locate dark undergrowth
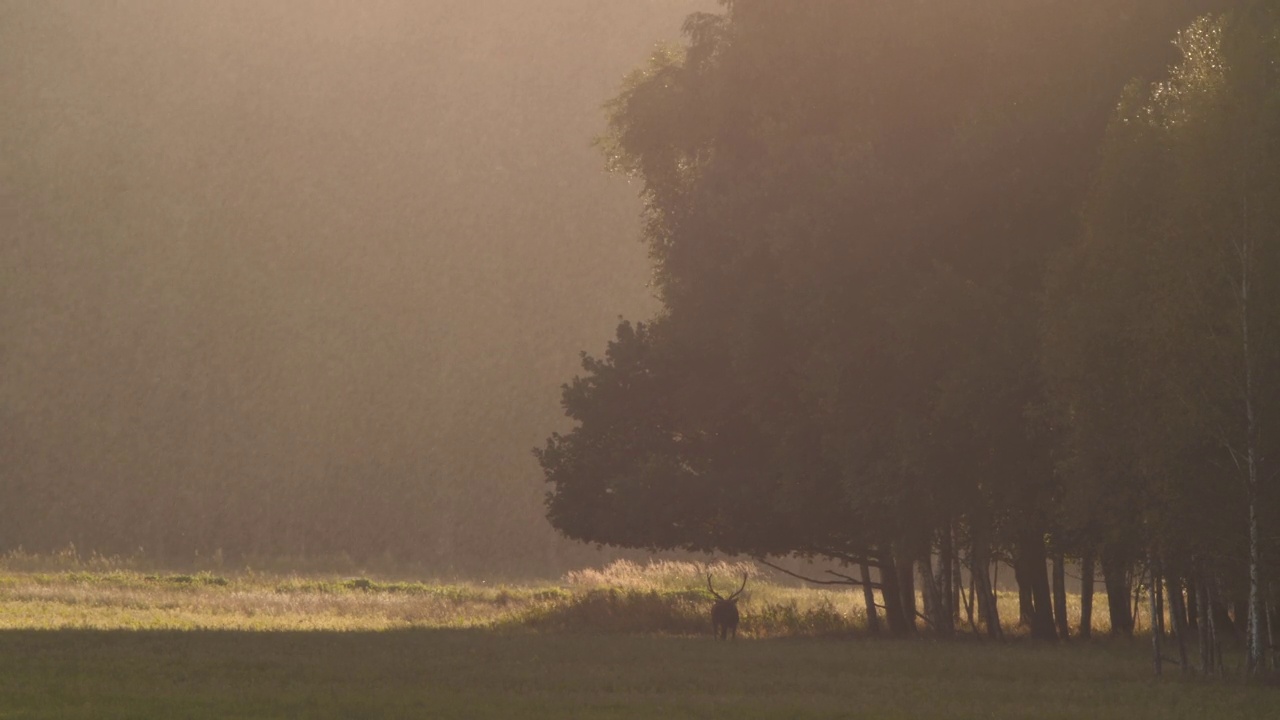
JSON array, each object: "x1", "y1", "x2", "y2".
[{"x1": 515, "y1": 587, "x2": 861, "y2": 638}]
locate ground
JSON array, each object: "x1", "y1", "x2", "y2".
[
  {"x1": 4, "y1": 629, "x2": 1277, "y2": 719},
  {"x1": 0, "y1": 558, "x2": 1274, "y2": 718}
]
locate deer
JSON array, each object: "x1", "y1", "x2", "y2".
[{"x1": 707, "y1": 572, "x2": 747, "y2": 640}]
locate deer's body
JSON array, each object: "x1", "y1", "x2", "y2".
[{"x1": 707, "y1": 572, "x2": 747, "y2": 640}]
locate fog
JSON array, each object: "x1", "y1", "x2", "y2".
[{"x1": 0, "y1": 1, "x2": 708, "y2": 573}]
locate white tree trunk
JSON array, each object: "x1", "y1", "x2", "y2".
[
  {"x1": 1150, "y1": 567, "x2": 1163, "y2": 676},
  {"x1": 1240, "y1": 194, "x2": 1265, "y2": 674}
]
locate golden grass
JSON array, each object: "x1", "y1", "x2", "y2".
[
  {"x1": 0, "y1": 558, "x2": 1155, "y2": 637},
  {"x1": 564, "y1": 559, "x2": 1133, "y2": 638},
  {"x1": 0, "y1": 573, "x2": 564, "y2": 631}
]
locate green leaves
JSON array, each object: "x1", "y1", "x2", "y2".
[{"x1": 1044, "y1": 4, "x2": 1280, "y2": 583}]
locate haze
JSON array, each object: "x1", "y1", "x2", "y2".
[{"x1": 0, "y1": 1, "x2": 709, "y2": 574}]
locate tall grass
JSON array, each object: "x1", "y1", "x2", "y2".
[{"x1": 0, "y1": 554, "x2": 1179, "y2": 639}]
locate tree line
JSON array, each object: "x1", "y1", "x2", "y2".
[{"x1": 538, "y1": 0, "x2": 1280, "y2": 674}]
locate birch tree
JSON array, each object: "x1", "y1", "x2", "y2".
[{"x1": 1045, "y1": 4, "x2": 1280, "y2": 673}]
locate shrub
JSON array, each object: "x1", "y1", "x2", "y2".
[{"x1": 519, "y1": 588, "x2": 711, "y2": 635}]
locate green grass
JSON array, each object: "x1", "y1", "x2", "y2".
[
  {"x1": 0, "y1": 559, "x2": 1275, "y2": 718},
  {"x1": 1, "y1": 629, "x2": 1277, "y2": 719}
]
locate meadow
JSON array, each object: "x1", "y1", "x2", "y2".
[{"x1": 0, "y1": 555, "x2": 1276, "y2": 719}]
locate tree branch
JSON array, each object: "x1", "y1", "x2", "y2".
[
  {"x1": 808, "y1": 547, "x2": 885, "y2": 569},
  {"x1": 754, "y1": 557, "x2": 883, "y2": 590}
]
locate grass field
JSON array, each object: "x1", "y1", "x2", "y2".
[{"x1": 0, "y1": 557, "x2": 1276, "y2": 718}]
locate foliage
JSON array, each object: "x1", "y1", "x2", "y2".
[
  {"x1": 1043, "y1": 1, "x2": 1280, "y2": 666},
  {"x1": 541, "y1": 0, "x2": 1237, "y2": 640}
]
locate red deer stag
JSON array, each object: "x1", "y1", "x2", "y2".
[{"x1": 707, "y1": 572, "x2": 747, "y2": 640}]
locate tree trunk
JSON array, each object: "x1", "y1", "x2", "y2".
[
  {"x1": 1150, "y1": 568, "x2": 1163, "y2": 676},
  {"x1": 936, "y1": 520, "x2": 957, "y2": 622},
  {"x1": 1205, "y1": 572, "x2": 1226, "y2": 675},
  {"x1": 966, "y1": 562, "x2": 977, "y2": 633},
  {"x1": 860, "y1": 561, "x2": 880, "y2": 632},
  {"x1": 897, "y1": 555, "x2": 917, "y2": 631},
  {"x1": 958, "y1": 562, "x2": 979, "y2": 636},
  {"x1": 920, "y1": 549, "x2": 953, "y2": 637},
  {"x1": 920, "y1": 552, "x2": 935, "y2": 624},
  {"x1": 940, "y1": 526, "x2": 955, "y2": 624},
  {"x1": 1167, "y1": 574, "x2": 1190, "y2": 674},
  {"x1": 1156, "y1": 571, "x2": 1166, "y2": 640},
  {"x1": 1248, "y1": 478, "x2": 1265, "y2": 673},
  {"x1": 1080, "y1": 550, "x2": 1095, "y2": 639},
  {"x1": 952, "y1": 535, "x2": 962, "y2": 624},
  {"x1": 1015, "y1": 560, "x2": 1034, "y2": 627},
  {"x1": 1238, "y1": 200, "x2": 1266, "y2": 675},
  {"x1": 1019, "y1": 534, "x2": 1057, "y2": 641},
  {"x1": 1197, "y1": 572, "x2": 1214, "y2": 675},
  {"x1": 1053, "y1": 552, "x2": 1070, "y2": 639},
  {"x1": 1133, "y1": 581, "x2": 1142, "y2": 635},
  {"x1": 971, "y1": 538, "x2": 1001, "y2": 639},
  {"x1": 1268, "y1": 599, "x2": 1277, "y2": 671},
  {"x1": 878, "y1": 555, "x2": 913, "y2": 636},
  {"x1": 1101, "y1": 548, "x2": 1134, "y2": 637},
  {"x1": 1216, "y1": 599, "x2": 1239, "y2": 641},
  {"x1": 1185, "y1": 575, "x2": 1199, "y2": 630}
]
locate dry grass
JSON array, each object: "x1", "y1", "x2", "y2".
[
  {"x1": 0, "y1": 558, "x2": 1273, "y2": 719},
  {"x1": 563, "y1": 559, "x2": 1135, "y2": 638},
  {"x1": 0, "y1": 556, "x2": 1161, "y2": 638},
  {"x1": 0, "y1": 572, "x2": 566, "y2": 631}
]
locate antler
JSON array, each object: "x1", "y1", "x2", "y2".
[
  {"x1": 727, "y1": 572, "x2": 748, "y2": 601},
  {"x1": 706, "y1": 572, "x2": 724, "y2": 600}
]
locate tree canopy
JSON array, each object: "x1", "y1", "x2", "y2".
[{"x1": 540, "y1": 0, "x2": 1274, "y2": 652}]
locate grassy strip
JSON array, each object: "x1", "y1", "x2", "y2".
[{"x1": 0, "y1": 560, "x2": 1159, "y2": 638}]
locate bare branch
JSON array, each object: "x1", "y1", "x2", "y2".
[
  {"x1": 754, "y1": 557, "x2": 883, "y2": 590},
  {"x1": 810, "y1": 547, "x2": 885, "y2": 569}
]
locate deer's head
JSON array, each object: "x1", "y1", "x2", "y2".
[
  {"x1": 707, "y1": 571, "x2": 747, "y2": 639},
  {"x1": 707, "y1": 572, "x2": 747, "y2": 606}
]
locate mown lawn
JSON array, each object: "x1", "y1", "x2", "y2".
[{"x1": 0, "y1": 629, "x2": 1277, "y2": 719}]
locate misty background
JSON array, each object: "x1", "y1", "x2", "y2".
[{"x1": 1, "y1": 1, "x2": 709, "y2": 574}]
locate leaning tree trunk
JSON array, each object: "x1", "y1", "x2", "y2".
[
  {"x1": 970, "y1": 529, "x2": 1002, "y2": 639},
  {"x1": 860, "y1": 562, "x2": 881, "y2": 636},
  {"x1": 1080, "y1": 550, "x2": 1095, "y2": 639},
  {"x1": 1268, "y1": 597, "x2": 1277, "y2": 672},
  {"x1": 1053, "y1": 552, "x2": 1070, "y2": 639}
]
